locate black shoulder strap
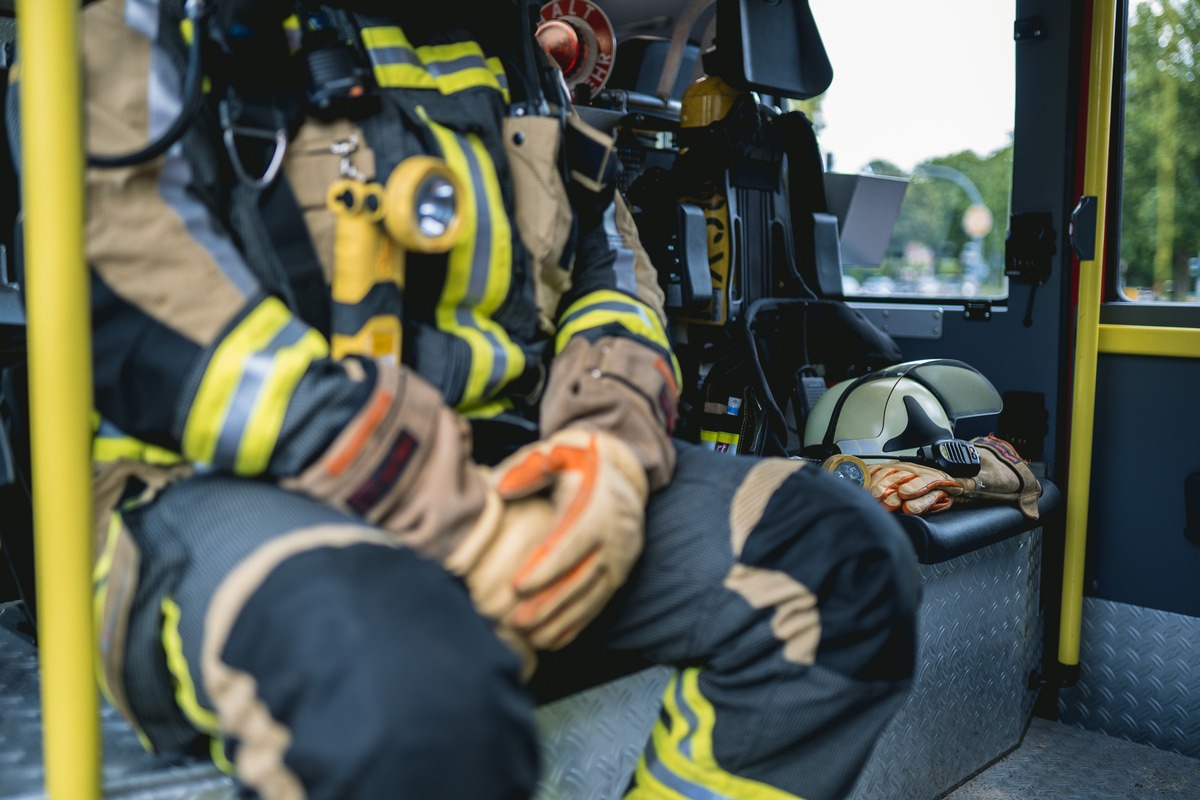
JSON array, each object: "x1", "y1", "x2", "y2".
[{"x1": 228, "y1": 175, "x2": 332, "y2": 338}]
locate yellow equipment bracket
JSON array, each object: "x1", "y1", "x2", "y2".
[{"x1": 1060, "y1": 0, "x2": 1118, "y2": 670}]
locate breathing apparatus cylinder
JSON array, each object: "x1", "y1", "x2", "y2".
[
  {"x1": 679, "y1": 73, "x2": 742, "y2": 131},
  {"x1": 676, "y1": 72, "x2": 744, "y2": 329},
  {"x1": 326, "y1": 157, "x2": 465, "y2": 362}
]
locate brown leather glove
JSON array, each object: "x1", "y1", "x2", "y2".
[
  {"x1": 961, "y1": 435, "x2": 1042, "y2": 519},
  {"x1": 540, "y1": 335, "x2": 678, "y2": 491},
  {"x1": 281, "y1": 360, "x2": 492, "y2": 562},
  {"x1": 868, "y1": 462, "x2": 969, "y2": 515},
  {"x1": 478, "y1": 428, "x2": 648, "y2": 652}
]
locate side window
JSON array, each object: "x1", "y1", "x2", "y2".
[
  {"x1": 806, "y1": 1, "x2": 1016, "y2": 301},
  {"x1": 1117, "y1": 0, "x2": 1200, "y2": 304}
]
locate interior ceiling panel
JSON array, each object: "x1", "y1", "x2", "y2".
[{"x1": 581, "y1": 0, "x2": 692, "y2": 40}]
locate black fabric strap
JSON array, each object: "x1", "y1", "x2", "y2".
[{"x1": 255, "y1": 176, "x2": 332, "y2": 337}]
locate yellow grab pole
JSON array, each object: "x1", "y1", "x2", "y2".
[
  {"x1": 16, "y1": 0, "x2": 101, "y2": 797},
  {"x1": 1059, "y1": 0, "x2": 1117, "y2": 671}
]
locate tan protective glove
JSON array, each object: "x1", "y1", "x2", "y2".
[
  {"x1": 962, "y1": 435, "x2": 1042, "y2": 519},
  {"x1": 445, "y1": 492, "x2": 558, "y2": 680},
  {"x1": 476, "y1": 428, "x2": 649, "y2": 653},
  {"x1": 282, "y1": 360, "x2": 491, "y2": 563},
  {"x1": 868, "y1": 462, "x2": 969, "y2": 515},
  {"x1": 540, "y1": 336, "x2": 678, "y2": 491}
]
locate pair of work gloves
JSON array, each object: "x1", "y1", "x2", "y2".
[
  {"x1": 863, "y1": 435, "x2": 1042, "y2": 519},
  {"x1": 285, "y1": 336, "x2": 676, "y2": 678}
]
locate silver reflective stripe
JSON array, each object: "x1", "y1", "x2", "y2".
[
  {"x1": 367, "y1": 44, "x2": 423, "y2": 68},
  {"x1": 125, "y1": 0, "x2": 159, "y2": 39},
  {"x1": 675, "y1": 674, "x2": 701, "y2": 760},
  {"x1": 602, "y1": 203, "x2": 639, "y2": 296},
  {"x1": 425, "y1": 54, "x2": 490, "y2": 77},
  {"x1": 642, "y1": 737, "x2": 731, "y2": 800},
  {"x1": 211, "y1": 319, "x2": 308, "y2": 468},
  {"x1": 137, "y1": 0, "x2": 258, "y2": 296}
]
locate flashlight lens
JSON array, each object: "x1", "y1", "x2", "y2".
[{"x1": 415, "y1": 176, "x2": 457, "y2": 239}]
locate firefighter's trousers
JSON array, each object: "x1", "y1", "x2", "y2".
[{"x1": 106, "y1": 441, "x2": 919, "y2": 800}]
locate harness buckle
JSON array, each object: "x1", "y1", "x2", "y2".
[{"x1": 218, "y1": 96, "x2": 288, "y2": 190}]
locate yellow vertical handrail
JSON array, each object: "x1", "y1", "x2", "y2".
[
  {"x1": 1059, "y1": 0, "x2": 1117, "y2": 671},
  {"x1": 16, "y1": 0, "x2": 101, "y2": 797}
]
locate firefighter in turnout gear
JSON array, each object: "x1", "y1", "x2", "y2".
[{"x1": 15, "y1": 0, "x2": 919, "y2": 796}]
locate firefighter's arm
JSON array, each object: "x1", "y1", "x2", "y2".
[
  {"x1": 540, "y1": 192, "x2": 681, "y2": 492},
  {"x1": 75, "y1": 1, "x2": 513, "y2": 567},
  {"x1": 480, "y1": 117, "x2": 678, "y2": 649}
]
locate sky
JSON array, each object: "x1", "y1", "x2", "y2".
[{"x1": 806, "y1": 1, "x2": 1018, "y2": 175}]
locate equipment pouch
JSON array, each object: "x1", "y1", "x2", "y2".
[{"x1": 505, "y1": 116, "x2": 573, "y2": 334}]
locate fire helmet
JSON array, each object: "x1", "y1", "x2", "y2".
[{"x1": 802, "y1": 359, "x2": 1003, "y2": 459}]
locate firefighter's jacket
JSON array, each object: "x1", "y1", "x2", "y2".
[{"x1": 44, "y1": 0, "x2": 680, "y2": 538}]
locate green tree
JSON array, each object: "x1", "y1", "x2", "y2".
[
  {"x1": 1120, "y1": 0, "x2": 1200, "y2": 300},
  {"x1": 868, "y1": 144, "x2": 1013, "y2": 295}
]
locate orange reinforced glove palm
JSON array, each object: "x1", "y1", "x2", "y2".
[
  {"x1": 868, "y1": 462, "x2": 969, "y2": 515},
  {"x1": 478, "y1": 428, "x2": 649, "y2": 652}
]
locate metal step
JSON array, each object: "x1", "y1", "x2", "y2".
[
  {"x1": 946, "y1": 716, "x2": 1200, "y2": 800},
  {"x1": 10, "y1": 595, "x2": 1199, "y2": 800},
  {"x1": 0, "y1": 605, "x2": 237, "y2": 800}
]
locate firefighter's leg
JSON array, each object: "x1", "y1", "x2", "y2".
[
  {"x1": 108, "y1": 474, "x2": 538, "y2": 800},
  {"x1": 590, "y1": 442, "x2": 920, "y2": 800}
]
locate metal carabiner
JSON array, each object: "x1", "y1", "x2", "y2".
[{"x1": 218, "y1": 98, "x2": 288, "y2": 190}]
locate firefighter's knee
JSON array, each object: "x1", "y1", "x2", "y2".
[
  {"x1": 739, "y1": 465, "x2": 920, "y2": 682},
  {"x1": 216, "y1": 541, "x2": 539, "y2": 800}
]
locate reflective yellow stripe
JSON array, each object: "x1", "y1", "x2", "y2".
[
  {"x1": 362, "y1": 26, "x2": 503, "y2": 96},
  {"x1": 424, "y1": 64, "x2": 501, "y2": 96},
  {"x1": 422, "y1": 111, "x2": 526, "y2": 409},
  {"x1": 416, "y1": 41, "x2": 501, "y2": 95},
  {"x1": 372, "y1": 62, "x2": 438, "y2": 90},
  {"x1": 462, "y1": 397, "x2": 513, "y2": 420},
  {"x1": 556, "y1": 290, "x2": 673, "y2": 352},
  {"x1": 417, "y1": 40, "x2": 484, "y2": 63},
  {"x1": 556, "y1": 290, "x2": 683, "y2": 388},
  {"x1": 210, "y1": 738, "x2": 235, "y2": 776},
  {"x1": 92, "y1": 513, "x2": 121, "y2": 584},
  {"x1": 631, "y1": 758, "x2": 693, "y2": 800},
  {"x1": 360, "y1": 26, "x2": 410, "y2": 49},
  {"x1": 161, "y1": 596, "x2": 220, "y2": 736},
  {"x1": 486, "y1": 56, "x2": 510, "y2": 104},
  {"x1": 92, "y1": 515, "x2": 124, "y2": 735},
  {"x1": 93, "y1": 513, "x2": 154, "y2": 752},
  {"x1": 636, "y1": 668, "x2": 804, "y2": 800},
  {"x1": 92, "y1": 436, "x2": 184, "y2": 465},
  {"x1": 182, "y1": 297, "x2": 329, "y2": 474}
]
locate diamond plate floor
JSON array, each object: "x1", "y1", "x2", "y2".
[
  {"x1": 0, "y1": 606, "x2": 238, "y2": 800},
  {"x1": 945, "y1": 716, "x2": 1200, "y2": 800}
]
